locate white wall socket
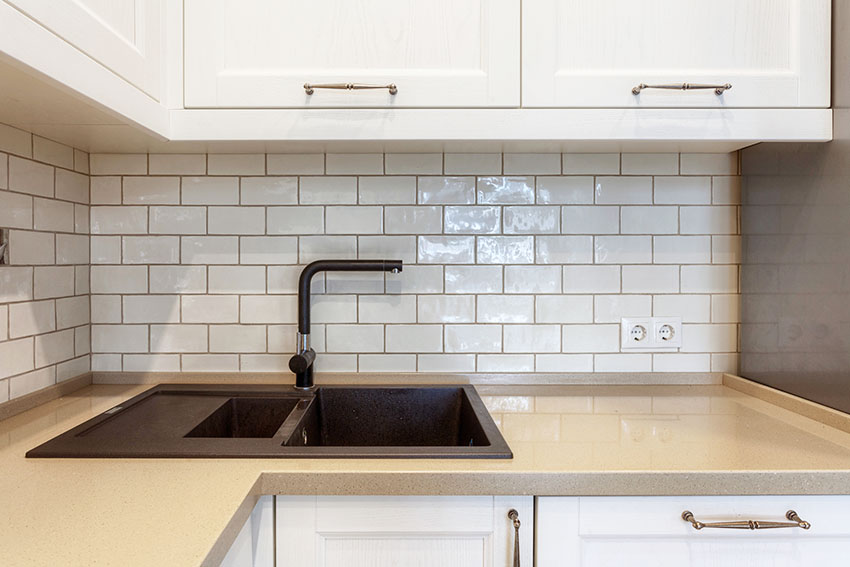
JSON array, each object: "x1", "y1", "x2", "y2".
[{"x1": 621, "y1": 317, "x2": 682, "y2": 351}]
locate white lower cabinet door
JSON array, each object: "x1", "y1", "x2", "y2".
[
  {"x1": 276, "y1": 495, "x2": 532, "y2": 567},
  {"x1": 537, "y1": 495, "x2": 850, "y2": 567},
  {"x1": 221, "y1": 495, "x2": 275, "y2": 567}
]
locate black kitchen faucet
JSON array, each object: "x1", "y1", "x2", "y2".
[{"x1": 288, "y1": 259, "x2": 403, "y2": 389}]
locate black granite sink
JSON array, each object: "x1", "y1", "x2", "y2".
[{"x1": 26, "y1": 384, "x2": 512, "y2": 459}]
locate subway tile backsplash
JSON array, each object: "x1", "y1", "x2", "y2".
[
  {"x1": 0, "y1": 133, "x2": 743, "y2": 401},
  {"x1": 86, "y1": 151, "x2": 740, "y2": 376}
]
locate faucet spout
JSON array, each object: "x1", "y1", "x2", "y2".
[{"x1": 290, "y1": 259, "x2": 403, "y2": 389}]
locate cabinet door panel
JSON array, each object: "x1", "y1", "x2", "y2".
[
  {"x1": 538, "y1": 495, "x2": 850, "y2": 567},
  {"x1": 276, "y1": 495, "x2": 532, "y2": 567},
  {"x1": 523, "y1": 0, "x2": 830, "y2": 108},
  {"x1": 4, "y1": 0, "x2": 161, "y2": 98},
  {"x1": 185, "y1": 0, "x2": 519, "y2": 108}
]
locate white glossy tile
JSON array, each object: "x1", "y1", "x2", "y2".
[
  {"x1": 680, "y1": 206, "x2": 738, "y2": 234},
  {"x1": 654, "y1": 176, "x2": 711, "y2": 204},
  {"x1": 326, "y1": 206, "x2": 382, "y2": 234},
  {"x1": 358, "y1": 236, "x2": 417, "y2": 263},
  {"x1": 594, "y1": 177, "x2": 652, "y2": 204},
  {"x1": 267, "y1": 206, "x2": 324, "y2": 234},
  {"x1": 91, "y1": 206, "x2": 147, "y2": 234},
  {"x1": 562, "y1": 324, "x2": 619, "y2": 353},
  {"x1": 417, "y1": 354, "x2": 476, "y2": 372},
  {"x1": 181, "y1": 236, "x2": 239, "y2": 265},
  {"x1": 385, "y1": 206, "x2": 442, "y2": 234},
  {"x1": 33, "y1": 137, "x2": 73, "y2": 168},
  {"x1": 55, "y1": 169, "x2": 89, "y2": 204},
  {"x1": 150, "y1": 324, "x2": 208, "y2": 353},
  {"x1": 536, "y1": 176, "x2": 594, "y2": 204},
  {"x1": 536, "y1": 296, "x2": 594, "y2": 323},
  {"x1": 444, "y1": 206, "x2": 501, "y2": 234},
  {"x1": 562, "y1": 153, "x2": 620, "y2": 174},
  {"x1": 504, "y1": 325, "x2": 560, "y2": 353},
  {"x1": 181, "y1": 176, "x2": 239, "y2": 205},
  {"x1": 653, "y1": 236, "x2": 711, "y2": 264},
  {"x1": 240, "y1": 177, "x2": 297, "y2": 205},
  {"x1": 680, "y1": 153, "x2": 738, "y2": 175},
  {"x1": 535, "y1": 354, "x2": 594, "y2": 372},
  {"x1": 149, "y1": 266, "x2": 206, "y2": 294},
  {"x1": 444, "y1": 265, "x2": 502, "y2": 294},
  {"x1": 122, "y1": 236, "x2": 180, "y2": 264},
  {"x1": 358, "y1": 295, "x2": 416, "y2": 323},
  {"x1": 595, "y1": 353, "x2": 652, "y2": 372},
  {"x1": 503, "y1": 206, "x2": 559, "y2": 234},
  {"x1": 358, "y1": 176, "x2": 416, "y2": 204},
  {"x1": 207, "y1": 154, "x2": 264, "y2": 175},
  {"x1": 443, "y1": 153, "x2": 501, "y2": 175},
  {"x1": 182, "y1": 295, "x2": 239, "y2": 323},
  {"x1": 326, "y1": 153, "x2": 382, "y2": 174},
  {"x1": 593, "y1": 295, "x2": 651, "y2": 323},
  {"x1": 621, "y1": 153, "x2": 678, "y2": 175},
  {"x1": 653, "y1": 294, "x2": 711, "y2": 323},
  {"x1": 681, "y1": 265, "x2": 738, "y2": 293},
  {"x1": 149, "y1": 206, "x2": 207, "y2": 235},
  {"x1": 535, "y1": 235, "x2": 593, "y2": 264},
  {"x1": 476, "y1": 176, "x2": 534, "y2": 204},
  {"x1": 477, "y1": 295, "x2": 533, "y2": 323},
  {"x1": 33, "y1": 266, "x2": 74, "y2": 299},
  {"x1": 417, "y1": 176, "x2": 475, "y2": 204},
  {"x1": 418, "y1": 236, "x2": 474, "y2": 264},
  {"x1": 209, "y1": 266, "x2": 266, "y2": 294},
  {"x1": 622, "y1": 265, "x2": 679, "y2": 293},
  {"x1": 385, "y1": 325, "x2": 442, "y2": 352},
  {"x1": 477, "y1": 354, "x2": 534, "y2": 372},
  {"x1": 418, "y1": 295, "x2": 475, "y2": 323},
  {"x1": 90, "y1": 266, "x2": 147, "y2": 293},
  {"x1": 384, "y1": 153, "x2": 442, "y2": 174},
  {"x1": 148, "y1": 154, "x2": 206, "y2": 175},
  {"x1": 299, "y1": 235, "x2": 357, "y2": 263},
  {"x1": 564, "y1": 265, "x2": 621, "y2": 295},
  {"x1": 503, "y1": 153, "x2": 560, "y2": 174},
  {"x1": 123, "y1": 295, "x2": 180, "y2": 324},
  {"x1": 266, "y1": 154, "x2": 324, "y2": 175},
  {"x1": 240, "y1": 236, "x2": 298, "y2": 265},
  {"x1": 89, "y1": 154, "x2": 146, "y2": 175},
  {"x1": 562, "y1": 206, "x2": 619, "y2": 234},
  {"x1": 504, "y1": 265, "x2": 561, "y2": 293},
  {"x1": 123, "y1": 177, "x2": 180, "y2": 204},
  {"x1": 445, "y1": 325, "x2": 501, "y2": 353},
  {"x1": 621, "y1": 206, "x2": 677, "y2": 234},
  {"x1": 477, "y1": 236, "x2": 533, "y2": 264},
  {"x1": 90, "y1": 177, "x2": 121, "y2": 204},
  {"x1": 594, "y1": 236, "x2": 652, "y2": 264},
  {"x1": 358, "y1": 354, "x2": 417, "y2": 373}
]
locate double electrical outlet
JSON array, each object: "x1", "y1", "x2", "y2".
[{"x1": 621, "y1": 317, "x2": 682, "y2": 351}]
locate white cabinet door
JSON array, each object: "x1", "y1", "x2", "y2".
[
  {"x1": 276, "y1": 495, "x2": 532, "y2": 567},
  {"x1": 523, "y1": 0, "x2": 830, "y2": 108},
  {"x1": 537, "y1": 495, "x2": 850, "y2": 567},
  {"x1": 184, "y1": 0, "x2": 520, "y2": 108},
  {"x1": 221, "y1": 496, "x2": 274, "y2": 567},
  {"x1": 3, "y1": 0, "x2": 162, "y2": 99}
]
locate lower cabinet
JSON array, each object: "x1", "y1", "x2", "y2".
[
  {"x1": 221, "y1": 494, "x2": 532, "y2": 566},
  {"x1": 537, "y1": 495, "x2": 850, "y2": 567},
  {"x1": 276, "y1": 495, "x2": 533, "y2": 567}
]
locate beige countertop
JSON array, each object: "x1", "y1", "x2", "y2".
[{"x1": 3, "y1": 378, "x2": 850, "y2": 566}]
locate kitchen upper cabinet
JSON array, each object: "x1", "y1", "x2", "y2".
[
  {"x1": 537, "y1": 496, "x2": 850, "y2": 566},
  {"x1": 184, "y1": 0, "x2": 520, "y2": 109},
  {"x1": 3, "y1": 0, "x2": 162, "y2": 99},
  {"x1": 523, "y1": 0, "x2": 831, "y2": 108},
  {"x1": 275, "y1": 495, "x2": 532, "y2": 567}
]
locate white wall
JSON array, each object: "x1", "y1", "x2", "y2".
[
  {"x1": 0, "y1": 124, "x2": 90, "y2": 402},
  {"x1": 86, "y1": 151, "x2": 741, "y2": 376}
]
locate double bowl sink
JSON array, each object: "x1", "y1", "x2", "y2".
[{"x1": 27, "y1": 384, "x2": 512, "y2": 459}]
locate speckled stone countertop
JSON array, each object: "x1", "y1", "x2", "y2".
[{"x1": 3, "y1": 379, "x2": 850, "y2": 566}]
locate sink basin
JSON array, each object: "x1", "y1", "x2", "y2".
[
  {"x1": 288, "y1": 387, "x2": 490, "y2": 448},
  {"x1": 26, "y1": 384, "x2": 511, "y2": 459},
  {"x1": 185, "y1": 397, "x2": 300, "y2": 438}
]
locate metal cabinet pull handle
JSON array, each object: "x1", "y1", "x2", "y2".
[
  {"x1": 304, "y1": 83, "x2": 398, "y2": 95},
  {"x1": 632, "y1": 83, "x2": 732, "y2": 95},
  {"x1": 682, "y1": 510, "x2": 811, "y2": 530},
  {"x1": 508, "y1": 509, "x2": 521, "y2": 567}
]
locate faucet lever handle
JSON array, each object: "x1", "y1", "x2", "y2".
[{"x1": 289, "y1": 349, "x2": 316, "y2": 374}]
